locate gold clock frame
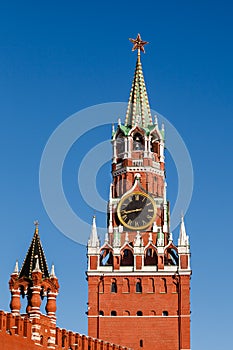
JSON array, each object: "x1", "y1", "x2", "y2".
[{"x1": 117, "y1": 191, "x2": 157, "y2": 230}]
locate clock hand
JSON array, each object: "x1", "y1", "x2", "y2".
[{"x1": 121, "y1": 208, "x2": 143, "y2": 214}]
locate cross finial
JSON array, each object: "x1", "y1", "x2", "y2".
[{"x1": 129, "y1": 33, "x2": 149, "y2": 61}]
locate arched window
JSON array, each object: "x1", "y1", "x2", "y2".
[
  {"x1": 111, "y1": 279, "x2": 117, "y2": 293},
  {"x1": 144, "y1": 248, "x2": 158, "y2": 266},
  {"x1": 40, "y1": 335, "x2": 43, "y2": 345},
  {"x1": 116, "y1": 134, "x2": 125, "y2": 157},
  {"x1": 100, "y1": 248, "x2": 113, "y2": 266},
  {"x1": 137, "y1": 310, "x2": 143, "y2": 316},
  {"x1": 99, "y1": 310, "x2": 104, "y2": 316},
  {"x1": 165, "y1": 247, "x2": 179, "y2": 266},
  {"x1": 136, "y1": 279, "x2": 142, "y2": 293},
  {"x1": 111, "y1": 310, "x2": 117, "y2": 316},
  {"x1": 121, "y1": 248, "x2": 134, "y2": 266},
  {"x1": 162, "y1": 310, "x2": 169, "y2": 316},
  {"x1": 133, "y1": 133, "x2": 144, "y2": 150}
]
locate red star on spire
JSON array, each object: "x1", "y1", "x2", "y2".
[{"x1": 129, "y1": 33, "x2": 149, "y2": 53}]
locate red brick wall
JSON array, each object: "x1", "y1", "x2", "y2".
[
  {"x1": 0, "y1": 311, "x2": 129, "y2": 350},
  {"x1": 88, "y1": 275, "x2": 191, "y2": 350}
]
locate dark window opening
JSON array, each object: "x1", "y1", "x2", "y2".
[
  {"x1": 144, "y1": 248, "x2": 158, "y2": 266},
  {"x1": 137, "y1": 311, "x2": 143, "y2": 316},
  {"x1": 121, "y1": 248, "x2": 134, "y2": 266},
  {"x1": 99, "y1": 310, "x2": 104, "y2": 316},
  {"x1": 116, "y1": 134, "x2": 125, "y2": 157},
  {"x1": 62, "y1": 335, "x2": 67, "y2": 347},
  {"x1": 124, "y1": 249, "x2": 128, "y2": 257},
  {"x1": 165, "y1": 248, "x2": 179, "y2": 266},
  {"x1": 111, "y1": 310, "x2": 117, "y2": 316},
  {"x1": 162, "y1": 310, "x2": 168, "y2": 316},
  {"x1": 136, "y1": 281, "x2": 142, "y2": 293},
  {"x1": 140, "y1": 339, "x2": 143, "y2": 347},
  {"x1": 111, "y1": 281, "x2": 117, "y2": 293},
  {"x1": 100, "y1": 249, "x2": 113, "y2": 266},
  {"x1": 133, "y1": 133, "x2": 144, "y2": 150}
]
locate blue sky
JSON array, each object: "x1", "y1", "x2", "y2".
[{"x1": 0, "y1": 1, "x2": 233, "y2": 349}]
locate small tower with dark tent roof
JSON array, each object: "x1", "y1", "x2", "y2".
[
  {"x1": 87, "y1": 34, "x2": 191, "y2": 350},
  {"x1": 9, "y1": 221, "x2": 59, "y2": 346}
]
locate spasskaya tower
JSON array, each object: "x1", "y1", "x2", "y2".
[{"x1": 87, "y1": 34, "x2": 191, "y2": 350}]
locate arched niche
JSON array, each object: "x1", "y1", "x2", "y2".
[
  {"x1": 100, "y1": 247, "x2": 113, "y2": 266},
  {"x1": 144, "y1": 247, "x2": 158, "y2": 266},
  {"x1": 133, "y1": 132, "x2": 144, "y2": 151},
  {"x1": 120, "y1": 247, "x2": 134, "y2": 266},
  {"x1": 164, "y1": 246, "x2": 179, "y2": 266}
]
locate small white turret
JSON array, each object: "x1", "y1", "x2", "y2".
[
  {"x1": 50, "y1": 264, "x2": 56, "y2": 278},
  {"x1": 157, "y1": 227, "x2": 164, "y2": 247},
  {"x1": 33, "y1": 255, "x2": 41, "y2": 272},
  {"x1": 134, "y1": 231, "x2": 142, "y2": 247},
  {"x1": 148, "y1": 232, "x2": 153, "y2": 243},
  {"x1": 153, "y1": 221, "x2": 158, "y2": 232},
  {"x1": 178, "y1": 215, "x2": 189, "y2": 246},
  {"x1": 13, "y1": 260, "x2": 19, "y2": 274},
  {"x1": 113, "y1": 227, "x2": 121, "y2": 248},
  {"x1": 88, "y1": 216, "x2": 100, "y2": 248}
]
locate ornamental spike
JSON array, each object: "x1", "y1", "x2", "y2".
[
  {"x1": 13, "y1": 260, "x2": 19, "y2": 274},
  {"x1": 178, "y1": 214, "x2": 189, "y2": 246},
  {"x1": 33, "y1": 255, "x2": 41, "y2": 272},
  {"x1": 88, "y1": 216, "x2": 100, "y2": 248},
  {"x1": 50, "y1": 264, "x2": 56, "y2": 278}
]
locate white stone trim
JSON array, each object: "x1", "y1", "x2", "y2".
[
  {"x1": 88, "y1": 314, "x2": 191, "y2": 318},
  {"x1": 113, "y1": 166, "x2": 164, "y2": 177},
  {"x1": 87, "y1": 270, "x2": 191, "y2": 276}
]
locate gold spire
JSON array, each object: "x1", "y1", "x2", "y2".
[
  {"x1": 125, "y1": 34, "x2": 152, "y2": 128},
  {"x1": 34, "y1": 220, "x2": 39, "y2": 235}
]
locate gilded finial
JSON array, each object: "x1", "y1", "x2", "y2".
[
  {"x1": 34, "y1": 220, "x2": 39, "y2": 234},
  {"x1": 129, "y1": 33, "x2": 149, "y2": 62}
]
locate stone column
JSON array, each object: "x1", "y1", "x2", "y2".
[{"x1": 10, "y1": 288, "x2": 21, "y2": 315}]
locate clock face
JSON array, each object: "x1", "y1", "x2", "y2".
[{"x1": 117, "y1": 192, "x2": 156, "y2": 230}]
